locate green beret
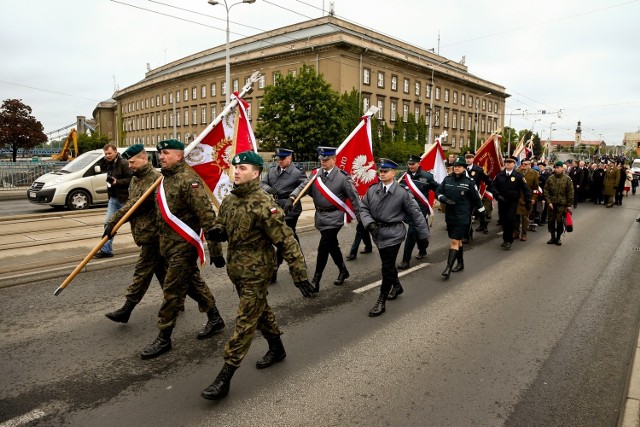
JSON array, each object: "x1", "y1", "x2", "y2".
[
  {"x1": 157, "y1": 139, "x2": 184, "y2": 151},
  {"x1": 122, "y1": 144, "x2": 145, "y2": 159},
  {"x1": 554, "y1": 160, "x2": 564, "y2": 167},
  {"x1": 232, "y1": 150, "x2": 263, "y2": 166},
  {"x1": 453, "y1": 156, "x2": 466, "y2": 166}
]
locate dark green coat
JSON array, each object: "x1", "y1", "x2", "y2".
[{"x1": 544, "y1": 172, "x2": 574, "y2": 207}]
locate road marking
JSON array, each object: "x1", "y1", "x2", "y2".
[
  {"x1": 0, "y1": 409, "x2": 47, "y2": 427},
  {"x1": 352, "y1": 263, "x2": 430, "y2": 294}
]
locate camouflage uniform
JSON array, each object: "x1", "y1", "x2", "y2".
[
  {"x1": 108, "y1": 162, "x2": 165, "y2": 304},
  {"x1": 544, "y1": 171, "x2": 574, "y2": 237},
  {"x1": 515, "y1": 167, "x2": 540, "y2": 238},
  {"x1": 155, "y1": 161, "x2": 222, "y2": 331},
  {"x1": 213, "y1": 179, "x2": 308, "y2": 367}
]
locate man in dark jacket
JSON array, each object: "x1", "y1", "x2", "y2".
[
  {"x1": 97, "y1": 143, "x2": 133, "y2": 258},
  {"x1": 493, "y1": 156, "x2": 531, "y2": 249}
]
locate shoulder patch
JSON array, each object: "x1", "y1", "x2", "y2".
[
  {"x1": 270, "y1": 207, "x2": 278, "y2": 215},
  {"x1": 191, "y1": 182, "x2": 200, "y2": 188}
]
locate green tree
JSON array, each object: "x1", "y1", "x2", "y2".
[
  {"x1": 0, "y1": 99, "x2": 47, "y2": 162},
  {"x1": 255, "y1": 65, "x2": 342, "y2": 160},
  {"x1": 338, "y1": 88, "x2": 362, "y2": 137},
  {"x1": 77, "y1": 132, "x2": 110, "y2": 154}
]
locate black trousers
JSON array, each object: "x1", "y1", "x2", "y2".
[
  {"x1": 379, "y1": 244, "x2": 401, "y2": 295},
  {"x1": 498, "y1": 201, "x2": 517, "y2": 243},
  {"x1": 276, "y1": 216, "x2": 300, "y2": 266},
  {"x1": 349, "y1": 225, "x2": 372, "y2": 256},
  {"x1": 315, "y1": 227, "x2": 344, "y2": 275},
  {"x1": 402, "y1": 222, "x2": 419, "y2": 262}
]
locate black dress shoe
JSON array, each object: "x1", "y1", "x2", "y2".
[
  {"x1": 94, "y1": 251, "x2": 113, "y2": 259},
  {"x1": 397, "y1": 261, "x2": 410, "y2": 270},
  {"x1": 345, "y1": 254, "x2": 356, "y2": 261},
  {"x1": 415, "y1": 251, "x2": 427, "y2": 260},
  {"x1": 360, "y1": 247, "x2": 372, "y2": 254}
]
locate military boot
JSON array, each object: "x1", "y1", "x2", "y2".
[
  {"x1": 256, "y1": 336, "x2": 287, "y2": 369},
  {"x1": 555, "y1": 230, "x2": 563, "y2": 246},
  {"x1": 311, "y1": 273, "x2": 322, "y2": 293},
  {"x1": 140, "y1": 327, "x2": 173, "y2": 360},
  {"x1": 368, "y1": 293, "x2": 387, "y2": 317},
  {"x1": 201, "y1": 363, "x2": 238, "y2": 400},
  {"x1": 451, "y1": 246, "x2": 464, "y2": 272},
  {"x1": 334, "y1": 264, "x2": 350, "y2": 286},
  {"x1": 271, "y1": 268, "x2": 278, "y2": 284},
  {"x1": 441, "y1": 249, "x2": 458, "y2": 279},
  {"x1": 387, "y1": 281, "x2": 404, "y2": 300},
  {"x1": 197, "y1": 307, "x2": 225, "y2": 340},
  {"x1": 105, "y1": 299, "x2": 137, "y2": 323}
]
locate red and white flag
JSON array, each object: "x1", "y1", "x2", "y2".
[
  {"x1": 336, "y1": 113, "x2": 379, "y2": 197},
  {"x1": 474, "y1": 133, "x2": 504, "y2": 199},
  {"x1": 185, "y1": 92, "x2": 257, "y2": 204},
  {"x1": 420, "y1": 137, "x2": 447, "y2": 184}
]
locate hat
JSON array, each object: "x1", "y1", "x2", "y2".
[
  {"x1": 505, "y1": 156, "x2": 517, "y2": 163},
  {"x1": 317, "y1": 146, "x2": 337, "y2": 159},
  {"x1": 157, "y1": 139, "x2": 184, "y2": 151},
  {"x1": 464, "y1": 151, "x2": 475, "y2": 158},
  {"x1": 532, "y1": 165, "x2": 540, "y2": 171},
  {"x1": 407, "y1": 154, "x2": 421, "y2": 164},
  {"x1": 378, "y1": 158, "x2": 398, "y2": 170},
  {"x1": 453, "y1": 156, "x2": 466, "y2": 166},
  {"x1": 122, "y1": 144, "x2": 145, "y2": 159},
  {"x1": 275, "y1": 148, "x2": 293, "y2": 158},
  {"x1": 554, "y1": 160, "x2": 564, "y2": 167},
  {"x1": 232, "y1": 150, "x2": 263, "y2": 166}
]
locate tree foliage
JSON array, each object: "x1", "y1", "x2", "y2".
[
  {"x1": 0, "y1": 99, "x2": 47, "y2": 162},
  {"x1": 255, "y1": 65, "x2": 343, "y2": 161},
  {"x1": 78, "y1": 132, "x2": 110, "y2": 154}
]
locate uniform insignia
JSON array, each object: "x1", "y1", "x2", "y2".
[
  {"x1": 471, "y1": 171, "x2": 476, "y2": 176},
  {"x1": 511, "y1": 177, "x2": 516, "y2": 182},
  {"x1": 191, "y1": 182, "x2": 199, "y2": 188},
  {"x1": 270, "y1": 207, "x2": 278, "y2": 215},
  {"x1": 461, "y1": 191, "x2": 465, "y2": 195},
  {"x1": 234, "y1": 155, "x2": 240, "y2": 163}
]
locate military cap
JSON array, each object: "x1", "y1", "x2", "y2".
[
  {"x1": 122, "y1": 144, "x2": 145, "y2": 159},
  {"x1": 157, "y1": 139, "x2": 184, "y2": 151},
  {"x1": 554, "y1": 160, "x2": 564, "y2": 167},
  {"x1": 317, "y1": 146, "x2": 337, "y2": 159},
  {"x1": 464, "y1": 151, "x2": 475, "y2": 158},
  {"x1": 275, "y1": 147, "x2": 294, "y2": 158},
  {"x1": 505, "y1": 155, "x2": 517, "y2": 163},
  {"x1": 378, "y1": 158, "x2": 398, "y2": 170},
  {"x1": 453, "y1": 156, "x2": 466, "y2": 166},
  {"x1": 232, "y1": 150, "x2": 263, "y2": 166},
  {"x1": 407, "y1": 154, "x2": 421, "y2": 164}
]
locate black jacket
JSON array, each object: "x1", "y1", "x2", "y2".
[
  {"x1": 99, "y1": 154, "x2": 132, "y2": 203},
  {"x1": 494, "y1": 169, "x2": 531, "y2": 204}
]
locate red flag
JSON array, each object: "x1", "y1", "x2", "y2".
[
  {"x1": 474, "y1": 134, "x2": 503, "y2": 198},
  {"x1": 336, "y1": 114, "x2": 378, "y2": 197},
  {"x1": 185, "y1": 92, "x2": 257, "y2": 204},
  {"x1": 419, "y1": 138, "x2": 447, "y2": 207}
]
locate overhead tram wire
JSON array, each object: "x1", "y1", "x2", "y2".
[{"x1": 0, "y1": 80, "x2": 100, "y2": 102}]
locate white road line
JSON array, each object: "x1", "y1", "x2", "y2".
[
  {"x1": 0, "y1": 409, "x2": 47, "y2": 427},
  {"x1": 352, "y1": 263, "x2": 430, "y2": 294}
]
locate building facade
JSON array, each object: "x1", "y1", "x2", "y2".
[{"x1": 103, "y1": 16, "x2": 508, "y2": 153}]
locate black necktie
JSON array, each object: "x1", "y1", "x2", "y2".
[
  {"x1": 383, "y1": 186, "x2": 387, "y2": 194},
  {"x1": 323, "y1": 171, "x2": 329, "y2": 178}
]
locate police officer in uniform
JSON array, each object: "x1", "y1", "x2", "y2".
[
  {"x1": 464, "y1": 151, "x2": 495, "y2": 234},
  {"x1": 397, "y1": 154, "x2": 437, "y2": 270},
  {"x1": 493, "y1": 156, "x2": 531, "y2": 249},
  {"x1": 141, "y1": 139, "x2": 226, "y2": 360},
  {"x1": 102, "y1": 144, "x2": 166, "y2": 323},
  {"x1": 360, "y1": 159, "x2": 428, "y2": 316},
  {"x1": 261, "y1": 148, "x2": 306, "y2": 283},
  {"x1": 544, "y1": 160, "x2": 574, "y2": 245},
  {"x1": 201, "y1": 150, "x2": 314, "y2": 400},
  {"x1": 287, "y1": 146, "x2": 361, "y2": 292},
  {"x1": 437, "y1": 156, "x2": 485, "y2": 279}
]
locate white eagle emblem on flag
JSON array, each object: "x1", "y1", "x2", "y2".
[{"x1": 351, "y1": 154, "x2": 377, "y2": 184}]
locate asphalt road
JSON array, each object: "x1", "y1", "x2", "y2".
[
  {"x1": 1, "y1": 200, "x2": 640, "y2": 426},
  {"x1": 0, "y1": 197, "x2": 68, "y2": 216}
]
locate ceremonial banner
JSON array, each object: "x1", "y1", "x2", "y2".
[
  {"x1": 336, "y1": 112, "x2": 378, "y2": 197},
  {"x1": 420, "y1": 137, "x2": 447, "y2": 184},
  {"x1": 475, "y1": 133, "x2": 504, "y2": 198}
]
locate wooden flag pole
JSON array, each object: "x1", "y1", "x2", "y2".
[{"x1": 54, "y1": 176, "x2": 163, "y2": 296}]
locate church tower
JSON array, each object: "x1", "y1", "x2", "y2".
[{"x1": 575, "y1": 121, "x2": 582, "y2": 147}]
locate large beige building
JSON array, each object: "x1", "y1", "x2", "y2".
[{"x1": 99, "y1": 16, "x2": 508, "y2": 153}]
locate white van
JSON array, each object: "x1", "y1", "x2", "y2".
[
  {"x1": 27, "y1": 147, "x2": 159, "y2": 210},
  {"x1": 631, "y1": 159, "x2": 640, "y2": 176}
]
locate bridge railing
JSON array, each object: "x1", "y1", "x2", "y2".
[{"x1": 0, "y1": 161, "x2": 68, "y2": 190}]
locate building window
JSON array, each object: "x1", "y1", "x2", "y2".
[
  {"x1": 191, "y1": 87, "x2": 196, "y2": 100},
  {"x1": 246, "y1": 105, "x2": 252, "y2": 120},
  {"x1": 211, "y1": 104, "x2": 217, "y2": 121},
  {"x1": 468, "y1": 95, "x2": 473, "y2": 108},
  {"x1": 482, "y1": 99, "x2": 486, "y2": 111},
  {"x1": 146, "y1": 115, "x2": 150, "y2": 129},
  {"x1": 494, "y1": 102, "x2": 498, "y2": 113},
  {"x1": 176, "y1": 90, "x2": 180, "y2": 103},
  {"x1": 377, "y1": 99, "x2": 384, "y2": 120},
  {"x1": 162, "y1": 112, "x2": 167, "y2": 127},
  {"x1": 151, "y1": 114, "x2": 155, "y2": 129},
  {"x1": 391, "y1": 75, "x2": 398, "y2": 91},
  {"x1": 192, "y1": 109, "x2": 197, "y2": 126},
  {"x1": 402, "y1": 103, "x2": 409, "y2": 122},
  {"x1": 363, "y1": 96, "x2": 370, "y2": 114},
  {"x1": 222, "y1": 81, "x2": 226, "y2": 96},
  {"x1": 233, "y1": 79, "x2": 239, "y2": 93},
  {"x1": 169, "y1": 112, "x2": 173, "y2": 127},
  {"x1": 145, "y1": 98, "x2": 149, "y2": 109},
  {"x1": 481, "y1": 118, "x2": 486, "y2": 132},
  {"x1": 156, "y1": 113, "x2": 160, "y2": 127},
  {"x1": 273, "y1": 72, "x2": 281, "y2": 85},
  {"x1": 211, "y1": 83, "x2": 216, "y2": 97},
  {"x1": 169, "y1": 92, "x2": 173, "y2": 104},
  {"x1": 201, "y1": 106, "x2": 207, "y2": 124},
  {"x1": 468, "y1": 115, "x2": 472, "y2": 130},
  {"x1": 444, "y1": 89, "x2": 450, "y2": 103},
  {"x1": 377, "y1": 72, "x2": 385, "y2": 88},
  {"x1": 155, "y1": 95, "x2": 160, "y2": 106},
  {"x1": 452, "y1": 113, "x2": 457, "y2": 129},
  {"x1": 288, "y1": 69, "x2": 297, "y2": 77},
  {"x1": 258, "y1": 75, "x2": 265, "y2": 89},
  {"x1": 403, "y1": 78, "x2": 410, "y2": 94},
  {"x1": 426, "y1": 84, "x2": 432, "y2": 99},
  {"x1": 453, "y1": 91, "x2": 458, "y2": 104},
  {"x1": 136, "y1": 101, "x2": 139, "y2": 111},
  {"x1": 444, "y1": 111, "x2": 449, "y2": 128},
  {"x1": 162, "y1": 94, "x2": 166, "y2": 105},
  {"x1": 414, "y1": 106, "x2": 420, "y2": 122},
  {"x1": 184, "y1": 89, "x2": 189, "y2": 101},
  {"x1": 184, "y1": 109, "x2": 189, "y2": 126},
  {"x1": 201, "y1": 85, "x2": 206, "y2": 99},
  {"x1": 434, "y1": 109, "x2": 440, "y2": 127},
  {"x1": 390, "y1": 100, "x2": 397, "y2": 121},
  {"x1": 151, "y1": 97, "x2": 155, "y2": 108},
  {"x1": 452, "y1": 136, "x2": 456, "y2": 148},
  {"x1": 461, "y1": 93, "x2": 465, "y2": 106},
  {"x1": 176, "y1": 111, "x2": 180, "y2": 126},
  {"x1": 415, "y1": 82, "x2": 421, "y2": 97},
  {"x1": 363, "y1": 68, "x2": 371, "y2": 85}
]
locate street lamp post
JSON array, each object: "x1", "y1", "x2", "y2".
[
  {"x1": 473, "y1": 92, "x2": 491, "y2": 152},
  {"x1": 546, "y1": 121, "x2": 556, "y2": 160},
  {"x1": 507, "y1": 107, "x2": 521, "y2": 156},
  {"x1": 426, "y1": 59, "x2": 452, "y2": 151},
  {"x1": 208, "y1": 0, "x2": 256, "y2": 104}
]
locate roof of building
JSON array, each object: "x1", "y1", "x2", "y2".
[{"x1": 550, "y1": 140, "x2": 605, "y2": 146}]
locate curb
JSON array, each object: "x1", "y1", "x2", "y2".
[{"x1": 620, "y1": 326, "x2": 640, "y2": 427}]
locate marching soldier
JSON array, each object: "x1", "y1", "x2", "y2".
[
  {"x1": 464, "y1": 151, "x2": 495, "y2": 234},
  {"x1": 493, "y1": 156, "x2": 531, "y2": 249},
  {"x1": 397, "y1": 154, "x2": 437, "y2": 270},
  {"x1": 261, "y1": 148, "x2": 306, "y2": 283},
  {"x1": 544, "y1": 160, "x2": 574, "y2": 245},
  {"x1": 102, "y1": 144, "x2": 166, "y2": 323},
  {"x1": 515, "y1": 159, "x2": 540, "y2": 241},
  {"x1": 360, "y1": 159, "x2": 428, "y2": 316},
  {"x1": 140, "y1": 139, "x2": 226, "y2": 360},
  {"x1": 436, "y1": 156, "x2": 485, "y2": 279},
  {"x1": 287, "y1": 146, "x2": 361, "y2": 292},
  {"x1": 201, "y1": 150, "x2": 314, "y2": 400}
]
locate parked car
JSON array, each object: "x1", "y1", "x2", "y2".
[
  {"x1": 27, "y1": 147, "x2": 159, "y2": 210},
  {"x1": 630, "y1": 159, "x2": 640, "y2": 176}
]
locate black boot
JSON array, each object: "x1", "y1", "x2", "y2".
[
  {"x1": 105, "y1": 299, "x2": 137, "y2": 323},
  {"x1": 201, "y1": 363, "x2": 237, "y2": 400},
  {"x1": 334, "y1": 264, "x2": 350, "y2": 286},
  {"x1": 368, "y1": 293, "x2": 386, "y2": 317},
  {"x1": 140, "y1": 327, "x2": 173, "y2": 360},
  {"x1": 451, "y1": 246, "x2": 464, "y2": 272},
  {"x1": 555, "y1": 230, "x2": 562, "y2": 246},
  {"x1": 270, "y1": 268, "x2": 278, "y2": 284},
  {"x1": 311, "y1": 273, "x2": 322, "y2": 293},
  {"x1": 197, "y1": 307, "x2": 225, "y2": 340},
  {"x1": 256, "y1": 336, "x2": 287, "y2": 369},
  {"x1": 441, "y1": 249, "x2": 458, "y2": 279},
  {"x1": 387, "y1": 281, "x2": 404, "y2": 300},
  {"x1": 547, "y1": 233, "x2": 556, "y2": 244},
  {"x1": 345, "y1": 252, "x2": 357, "y2": 261}
]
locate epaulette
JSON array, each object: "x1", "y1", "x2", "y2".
[{"x1": 339, "y1": 169, "x2": 349, "y2": 176}]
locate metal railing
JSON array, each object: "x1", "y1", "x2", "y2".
[{"x1": 0, "y1": 162, "x2": 68, "y2": 190}]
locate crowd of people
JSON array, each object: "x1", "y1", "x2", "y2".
[{"x1": 97, "y1": 140, "x2": 637, "y2": 401}]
